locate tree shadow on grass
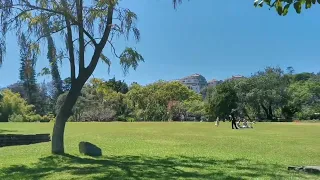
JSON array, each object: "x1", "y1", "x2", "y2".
[{"x1": 0, "y1": 154, "x2": 313, "y2": 180}]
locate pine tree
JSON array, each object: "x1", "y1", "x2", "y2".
[
  {"x1": 18, "y1": 34, "x2": 39, "y2": 109},
  {"x1": 47, "y1": 35, "x2": 63, "y2": 101}
]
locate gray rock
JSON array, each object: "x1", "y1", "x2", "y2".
[
  {"x1": 79, "y1": 141, "x2": 102, "y2": 157},
  {"x1": 303, "y1": 166, "x2": 320, "y2": 174},
  {"x1": 288, "y1": 166, "x2": 320, "y2": 174}
]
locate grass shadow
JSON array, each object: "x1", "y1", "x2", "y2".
[{"x1": 0, "y1": 154, "x2": 312, "y2": 180}]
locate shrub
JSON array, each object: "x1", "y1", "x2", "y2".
[
  {"x1": 127, "y1": 117, "x2": 135, "y2": 122},
  {"x1": 81, "y1": 107, "x2": 116, "y2": 122},
  {"x1": 116, "y1": 115, "x2": 127, "y2": 122},
  {"x1": 0, "y1": 89, "x2": 33, "y2": 122},
  {"x1": 41, "y1": 114, "x2": 54, "y2": 122},
  {"x1": 26, "y1": 114, "x2": 42, "y2": 122},
  {"x1": 8, "y1": 114, "x2": 24, "y2": 122}
]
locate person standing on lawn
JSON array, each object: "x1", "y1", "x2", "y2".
[
  {"x1": 231, "y1": 109, "x2": 239, "y2": 129},
  {"x1": 215, "y1": 117, "x2": 220, "y2": 127}
]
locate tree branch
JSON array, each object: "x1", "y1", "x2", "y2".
[
  {"x1": 84, "y1": 4, "x2": 114, "y2": 79},
  {"x1": 76, "y1": 0, "x2": 85, "y2": 72},
  {"x1": 108, "y1": 40, "x2": 120, "y2": 58},
  {"x1": 36, "y1": 25, "x2": 70, "y2": 42},
  {"x1": 65, "y1": 19, "x2": 76, "y2": 82}
]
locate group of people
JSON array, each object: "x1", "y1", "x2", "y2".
[
  {"x1": 235, "y1": 118, "x2": 254, "y2": 129},
  {"x1": 214, "y1": 108, "x2": 255, "y2": 129}
]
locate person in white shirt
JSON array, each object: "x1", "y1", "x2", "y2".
[
  {"x1": 215, "y1": 117, "x2": 220, "y2": 127},
  {"x1": 242, "y1": 119, "x2": 248, "y2": 128}
]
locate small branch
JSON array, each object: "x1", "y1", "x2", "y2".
[
  {"x1": 84, "y1": 40, "x2": 95, "y2": 49},
  {"x1": 6, "y1": 9, "x2": 33, "y2": 24},
  {"x1": 65, "y1": 18, "x2": 76, "y2": 82},
  {"x1": 83, "y1": 29, "x2": 98, "y2": 46},
  {"x1": 36, "y1": 25, "x2": 70, "y2": 42},
  {"x1": 108, "y1": 40, "x2": 120, "y2": 58}
]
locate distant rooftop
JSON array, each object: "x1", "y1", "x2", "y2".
[
  {"x1": 208, "y1": 79, "x2": 218, "y2": 83},
  {"x1": 232, "y1": 75, "x2": 244, "y2": 78}
]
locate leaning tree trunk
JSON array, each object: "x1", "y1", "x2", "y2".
[
  {"x1": 51, "y1": 81, "x2": 82, "y2": 154},
  {"x1": 51, "y1": 2, "x2": 114, "y2": 154}
]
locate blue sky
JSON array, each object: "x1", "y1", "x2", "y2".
[{"x1": 0, "y1": 0, "x2": 319, "y2": 87}]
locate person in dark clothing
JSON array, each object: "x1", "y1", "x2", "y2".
[{"x1": 231, "y1": 109, "x2": 238, "y2": 129}]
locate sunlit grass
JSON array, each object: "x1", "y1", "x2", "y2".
[{"x1": 0, "y1": 122, "x2": 319, "y2": 179}]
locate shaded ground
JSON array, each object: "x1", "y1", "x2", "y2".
[{"x1": 0, "y1": 154, "x2": 305, "y2": 180}]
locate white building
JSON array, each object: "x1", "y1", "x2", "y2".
[
  {"x1": 176, "y1": 74, "x2": 244, "y2": 94},
  {"x1": 178, "y1": 74, "x2": 208, "y2": 94}
]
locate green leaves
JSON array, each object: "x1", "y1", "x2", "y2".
[
  {"x1": 120, "y1": 47, "x2": 144, "y2": 75},
  {"x1": 100, "y1": 53, "x2": 111, "y2": 74},
  {"x1": 306, "y1": 0, "x2": 312, "y2": 8},
  {"x1": 276, "y1": 1, "x2": 283, "y2": 15},
  {"x1": 264, "y1": 0, "x2": 272, "y2": 6},
  {"x1": 37, "y1": 67, "x2": 51, "y2": 77},
  {"x1": 294, "y1": 1, "x2": 302, "y2": 13},
  {"x1": 283, "y1": 4, "x2": 291, "y2": 16},
  {"x1": 255, "y1": 0, "x2": 320, "y2": 16}
]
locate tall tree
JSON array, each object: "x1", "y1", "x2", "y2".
[
  {"x1": 0, "y1": 0, "x2": 143, "y2": 154},
  {"x1": 254, "y1": 0, "x2": 320, "y2": 16},
  {"x1": 47, "y1": 34, "x2": 63, "y2": 100},
  {"x1": 208, "y1": 81, "x2": 239, "y2": 120},
  {"x1": 104, "y1": 77, "x2": 129, "y2": 94},
  {"x1": 37, "y1": 81, "x2": 51, "y2": 115},
  {"x1": 6, "y1": 82, "x2": 26, "y2": 99},
  {"x1": 18, "y1": 33, "x2": 39, "y2": 107}
]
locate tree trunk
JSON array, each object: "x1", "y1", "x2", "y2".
[
  {"x1": 51, "y1": 81, "x2": 82, "y2": 154},
  {"x1": 268, "y1": 105, "x2": 274, "y2": 121},
  {"x1": 261, "y1": 103, "x2": 272, "y2": 120}
]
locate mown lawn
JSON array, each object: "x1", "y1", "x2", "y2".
[{"x1": 0, "y1": 122, "x2": 319, "y2": 180}]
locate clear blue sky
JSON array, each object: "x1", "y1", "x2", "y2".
[{"x1": 0, "y1": 0, "x2": 319, "y2": 87}]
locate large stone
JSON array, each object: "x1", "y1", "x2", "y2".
[
  {"x1": 79, "y1": 141, "x2": 102, "y2": 157},
  {"x1": 288, "y1": 166, "x2": 320, "y2": 174},
  {"x1": 303, "y1": 166, "x2": 320, "y2": 174}
]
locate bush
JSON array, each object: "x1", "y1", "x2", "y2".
[
  {"x1": 116, "y1": 115, "x2": 135, "y2": 122},
  {"x1": 127, "y1": 117, "x2": 135, "y2": 122},
  {"x1": 0, "y1": 89, "x2": 34, "y2": 122},
  {"x1": 116, "y1": 115, "x2": 127, "y2": 122},
  {"x1": 26, "y1": 114, "x2": 42, "y2": 122},
  {"x1": 8, "y1": 114, "x2": 24, "y2": 122},
  {"x1": 41, "y1": 114, "x2": 55, "y2": 122},
  {"x1": 81, "y1": 107, "x2": 116, "y2": 122}
]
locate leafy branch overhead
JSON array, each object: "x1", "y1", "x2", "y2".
[
  {"x1": 0, "y1": 0, "x2": 143, "y2": 75},
  {"x1": 0, "y1": 0, "x2": 144, "y2": 154},
  {"x1": 254, "y1": 0, "x2": 320, "y2": 16}
]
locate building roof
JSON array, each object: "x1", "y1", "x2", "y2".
[
  {"x1": 180, "y1": 73, "x2": 208, "y2": 85},
  {"x1": 232, "y1": 75, "x2": 244, "y2": 78},
  {"x1": 208, "y1": 79, "x2": 219, "y2": 83}
]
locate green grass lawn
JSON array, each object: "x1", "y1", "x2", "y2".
[{"x1": 0, "y1": 122, "x2": 320, "y2": 180}]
